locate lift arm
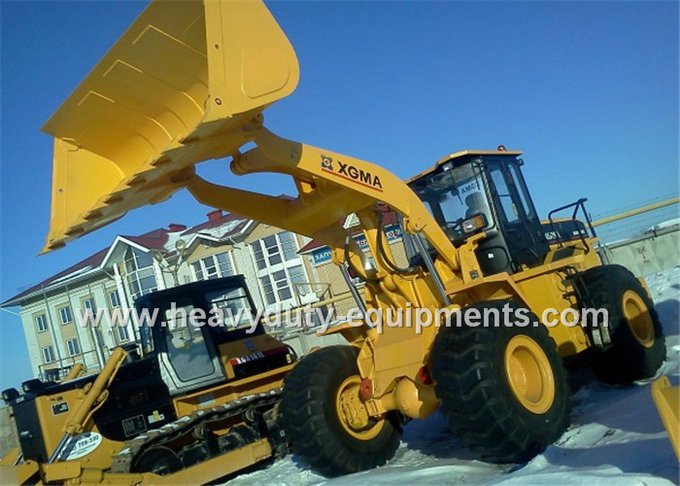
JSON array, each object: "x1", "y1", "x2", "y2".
[{"x1": 185, "y1": 127, "x2": 460, "y2": 273}]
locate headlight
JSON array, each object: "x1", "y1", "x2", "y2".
[{"x1": 1, "y1": 388, "x2": 19, "y2": 403}]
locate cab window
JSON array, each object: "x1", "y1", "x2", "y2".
[{"x1": 489, "y1": 166, "x2": 520, "y2": 224}]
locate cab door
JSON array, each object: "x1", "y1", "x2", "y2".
[
  {"x1": 157, "y1": 300, "x2": 226, "y2": 396},
  {"x1": 487, "y1": 159, "x2": 549, "y2": 269}
]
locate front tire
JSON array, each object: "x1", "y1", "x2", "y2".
[
  {"x1": 431, "y1": 301, "x2": 570, "y2": 463},
  {"x1": 279, "y1": 346, "x2": 401, "y2": 477},
  {"x1": 574, "y1": 264, "x2": 666, "y2": 383}
]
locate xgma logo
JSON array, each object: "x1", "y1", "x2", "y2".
[
  {"x1": 321, "y1": 155, "x2": 334, "y2": 171},
  {"x1": 320, "y1": 155, "x2": 383, "y2": 192}
]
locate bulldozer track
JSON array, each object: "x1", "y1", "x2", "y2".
[{"x1": 110, "y1": 388, "x2": 282, "y2": 474}]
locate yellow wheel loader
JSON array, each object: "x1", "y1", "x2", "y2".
[
  {"x1": 5, "y1": 0, "x2": 672, "y2": 481},
  {"x1": 1, "y1": 276, "x2": 297, "y2": 484}
]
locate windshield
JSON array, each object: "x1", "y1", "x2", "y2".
[
  {"x1": 411, "y1": 160, "x2": 493, "y2": 240},
  {"x1": 206, "y1": 287, "x2": 257, "y2": 331}
]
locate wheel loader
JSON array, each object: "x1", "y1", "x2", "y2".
[
  {"x1": 3, "y1": 0, "x2": 675, "y2": 482},
  {"x1": 0, "y1": 276, "x2": 297, "y2": 484}
]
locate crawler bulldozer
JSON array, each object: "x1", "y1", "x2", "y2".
[
  {"x1": 1, "y1": 276, "x2": 296, "y2": 484},
  {"x1": 2, "y1": 0, "x2": 675, "y2": 482}
]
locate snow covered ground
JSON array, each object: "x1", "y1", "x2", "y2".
[{"x1": 228, "y1": 267, "x2": 680, "y2": 485}]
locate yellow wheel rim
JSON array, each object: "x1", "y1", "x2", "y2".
[
  {"x1": 335, "y1": 375, "x2": 384, "y2": 440},
  {"x1": 622, "y1": 290, "x2": 655, "y2": 349},
  {"x1": 504, "y1": 335, "x2": 556, "y2": 415}
]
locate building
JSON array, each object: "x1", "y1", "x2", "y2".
[{"x1": 1, "y1": 209, "x2": 406, "y2": 382}]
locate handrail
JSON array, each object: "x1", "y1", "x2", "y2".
[{"x1": 547, "y1": 198, "x2": 595, "y2": 252}]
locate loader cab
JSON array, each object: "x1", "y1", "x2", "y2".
[{"x1": 407, "y1": 150, "x2": 549, "y2": 276}]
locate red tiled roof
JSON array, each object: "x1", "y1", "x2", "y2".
[
  {"x1": 2, "y1": 228, "x2": 170, "y2": 306},
  {"x1": 1, "y1": 247, "x2": 109, "y2": 306},
  {"x1": 121, "y1": 228, "x2": 170, "y2": 250}
]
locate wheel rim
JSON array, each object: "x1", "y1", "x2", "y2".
[
  {"x1": 336, "y1": 375, "x2": 384, "y2": 440},
  {"x1": 504, "y1": 335, "x2": 555, "y2": 415},
  {"x1": 622, "y1": 290, "x2": 655, "y2": 348}
]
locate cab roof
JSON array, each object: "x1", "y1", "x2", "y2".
[{"x1": 406, "y1": 149, "x2": 523, "y2": 184}]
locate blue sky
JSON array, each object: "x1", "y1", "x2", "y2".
[{"x1": 1, "y1": 1, "x2": 678, "y2": 391}]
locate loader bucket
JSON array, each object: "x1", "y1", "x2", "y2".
[
  {"x1": 651, "y1": 376, "x2": 680, "y2": 460},
  {"x1": 41, "y1": 0, "x2": 299, "y2": 252}
]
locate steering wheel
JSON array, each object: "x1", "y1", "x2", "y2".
[
  {"x1": 443, "y1": 220, "x2": 463, "y2": 232},
  {"x1": 441, "y1": 220, "x2": 465, "y2": 243}
]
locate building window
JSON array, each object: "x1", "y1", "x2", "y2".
[
  {"x1": 259, "y1": 275, "x2": 276, "y2": 306},
  {"x1": 66, "y1": 339, "x2": 80, "y2": 357},
  {"x1": 42, "y1": 346, "x2": 56, "y2": 364},
  {"x1": 35, "y1": 314, "x2": 48, "y2": 333},
  {"x1": 109, "y1": 290, "x2": 121, "y2": 307},
  {"x1": 191, "y1": 251, "x2": 235, "y2": 281},
  {"x1": 273, "y1": 270, "x2": 291, "y2": 301},
  {"x1": 252, "y1": 241, "x2": 266, "y2": 270},
  {"x1": 58, "y1": 306, "x2": 73, "y2": 325},
  {"x1": 192, "y1": 261, "x2": 204, "y2": 281},
  {"x1": 125, "y1": 248, "x2": 158, "y2": 300},
  {"x1": 251, "y1": 232, "x2": 299, "y2": 270},
  {"x1": 82, "y1": 298, "x2": 96, "y2": 313},
  {"x1": 268, "y1": 265, "x2": 307, "y2": 302},
  {"x1": 288, "y1": 265, "x2": 307, "y2": 291},
  {"x1": 279, "y1": 232, "x2": 298, "y2": 261},
  {"x1": 117, "y1": 326, "x2": 131, "y2": 343},
  {"x1": 263, "y1": 235, "x2": 282, "y2": 266},
  {"x1": 216, "y1": 252, "x2": 234, "y2": 276},
  {"x1": 250, "y1": 232, "x2": 309, "y2": 308}
]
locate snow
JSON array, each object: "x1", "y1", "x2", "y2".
[
  {"x1": 646, "y1": 219, "x2": 680, "y2": 234},
  {"x1": 195, "y1": 218, "x2": 246, "y2": 239},
  {"x1": 227, "y1": 267, "x2": 680, "y2": 485}
]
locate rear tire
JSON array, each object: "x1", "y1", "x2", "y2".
[
  {"x1": 431, "y1": 300, "x2": 570, "y2": 463},
  {"x1": 279, "y1": 346, "x2": 401, "y2": 477},
  {"x1": 574, "y1": 264, "x2": 665, "y2": 383}
]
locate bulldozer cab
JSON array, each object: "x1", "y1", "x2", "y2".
[
  {"x1": 133, "y1": 275, "x2": 268, "y2": 396},
  {"x1": 407, "y1": 150, "x2": 549, "y2": 276}
]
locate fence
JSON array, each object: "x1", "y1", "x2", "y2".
[
  {"x1": 591, "y1": 196, "x2": 679, "y2": 245},
  {"x1": 592, "y1": 197, "x2": 680, "y2": 277},
  {"x1": 597, "y1": 225, "x2": 679, "y2": 277}
]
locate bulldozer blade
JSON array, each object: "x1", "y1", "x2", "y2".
[
  {"x1": 0, "y1": 459, "x2": 40, "y2": 485},
  {"x1": 651, "y1": 376, "x2": 680, "y2": 460},
  {"x1": 41, "y1": 0, "x2": 299, "y2": 253}
]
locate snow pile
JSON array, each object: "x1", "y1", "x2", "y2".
[{"x1": 228, "y1": 267, "x2": 680, "y2": 485}]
